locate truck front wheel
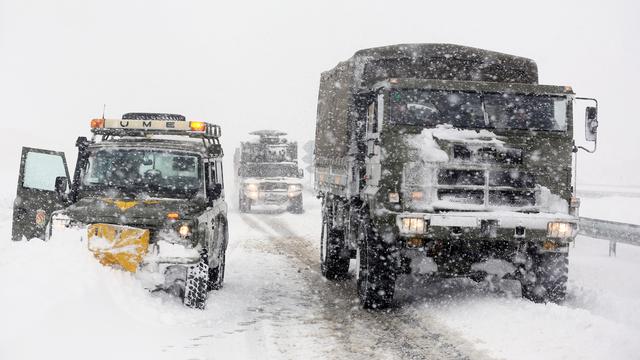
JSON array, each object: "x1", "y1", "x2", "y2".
[
  {"x1": 520, "y1": 251, "x2": 568, "y2": 304},
  {"x1": 239, "y1": 193, "x2": 251, "y2": 213},
  {"x1": 287, "y1": 195, "x2": 304, "y2": 214},
  {"x1": 184, "y1": 255, "x2": 210, "y2": 310},
  {"x1": 320, "y1": 211, "x2": 349, "y2": 280},
  {"x1": 356, "y1": 215, "x2": 396, "y2": 309}
]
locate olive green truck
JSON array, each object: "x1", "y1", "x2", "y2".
[{"x1": 314, "y1": 44, "x2": 599, "y2": 308}]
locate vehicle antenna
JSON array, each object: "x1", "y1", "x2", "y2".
[{"x1": 102, "y1": 104, "x2": 106, "y2": 119}]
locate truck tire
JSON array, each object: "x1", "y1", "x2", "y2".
[
  {"x1": 288, "y1": 195, "x2": 304, "y2": 214},
  {"x1": 521, "y1": 251, "x2": 568, "y2": 304},
  {"x1": 239, "y1": 193, "x2": 251, "y2": 213},
  {"x1": 320, "y1": 211, "x2": 349, "y2": 280},
  {"x1": 356, "y1": 214, "x2": 396, "y2": 309},
  {"x1": 184, "y1": 256, "x2": 209, "y2": 309}
]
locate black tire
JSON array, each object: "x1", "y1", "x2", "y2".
[
  {"x1": 320, "y1": 207, "x2": 349, "y2": 280},
  {"x1": 521, "y1": 251, "x2": 568, "y2": 304},
  {"x1": 239, "y1": 193, "x2": 251, "y2": 213},
  {"x1": 288, "y1": 195, "x2": 304, "y2": 214},
  {"x1": 356, "y1": 212, "x2": 396, "y2": 309},
  {"x1": 183, "y1": 255, "x2": 209, "y2": 309}
]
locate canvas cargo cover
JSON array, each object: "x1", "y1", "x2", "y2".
[{"x1": 315, "y1": 44, "x2": 539, "y2": 162}]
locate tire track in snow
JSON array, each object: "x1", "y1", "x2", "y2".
[
  {"x1": 248, "y1": 214, "x2": 493, "y2": 360},
  {"x1": 230, "y1": 213, "x2": 339, "y2": 359}
]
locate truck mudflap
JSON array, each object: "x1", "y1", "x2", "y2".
[{"x1": 396, "y1": 211, "x2": 578, "y2": 243}]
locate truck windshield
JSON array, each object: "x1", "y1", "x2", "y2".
[
  {"x1": 390, "y1": 89, "x2": 568, "y2": 131},
  {"x1": 240, "y1": 163, "x2": 299, "y2": 178},
  {"x1": 80, "y1": 148, "x2": 202, "y2": 199}
]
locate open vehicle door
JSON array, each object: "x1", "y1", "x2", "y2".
[{"x1": 12, "y1": 147, "x2": 70, "y2": 241}]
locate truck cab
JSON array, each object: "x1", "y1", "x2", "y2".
[{"x1": 11, "y1": 113, "x2": 228, "y2": 309}]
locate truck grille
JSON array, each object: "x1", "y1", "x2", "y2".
[
  {"x1": 453, "y1": 144, "x2": 523, "y2": 164},
  {"x1": 488, "y1": 190, "x2": 536, "y2": 207},
  {"x1": 436, "y1": 168, "x2": 536, "y2": 209},
  {"x1": 438, "y1": 169, "x2": 484, "y2": 186},
  {"x1": 437, "y1": 189, "x2": 484, "y2": 204},
  {"x1": 260, "y1": 182, "x2": 288, "y2": 191}
]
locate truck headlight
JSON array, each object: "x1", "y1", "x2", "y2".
[
  {"x1": 547, "y1": 221, "x2": 576, "y2": 238},
  {"x1": 178, "y1": 224, "x2": 191, "y2": 238},
  {"x1": 244, "y1": 183, "x2": 259, "y2": 200},
  {"x1": 399, "y1": 217, "x2": 427, "y2": 234},
  {"x1": 288, "y1": 184, "x2": 302, "y2": 197},
  {"x1": 245, "y1": 183, "x2": 258, "y2": 192}
]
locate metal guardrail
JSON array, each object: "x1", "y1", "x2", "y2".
[{"x1": 579, "y1": 217, "x2": 640, "y2": 255}]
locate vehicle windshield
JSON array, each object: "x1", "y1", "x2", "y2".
[
  {"x1": 389, "y1": 89, "x2": 568, "y2": 131},
  {"x1": 239, "y1": 163, "x2": 299, "y2": 178},
  {"x1": 81, "y1": 148, "x2": 202, "y2": 199}
]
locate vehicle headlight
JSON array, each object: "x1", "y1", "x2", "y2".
[
  {"x1": 51, "y1": 213, "x2": 71, "y2": 230},
  {"x1": 245, "y1": 183, "x2": 258, "y2": 192},
  {"x1": 288, "y1": 184, "x2": 302, "y2": 196},
  {"x1": 399, "y1": 217, "x2": 427, "y2": 234},
  {"x1": 178, "y1": 224, "x2": 191, "y2": 238},
  {"x1": 547, "y1": 221, "x2": 576, "y2": 238},
  {"x1": 410, "y1": 191, "x2": 424, "y2": 200}
]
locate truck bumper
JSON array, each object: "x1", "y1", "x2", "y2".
[
  {"x1": 395, "y1": 211, "x2": 578, "y2": 245},
  {"x1": 246, "y1": 189, "x2": 300, "y2": 206}
]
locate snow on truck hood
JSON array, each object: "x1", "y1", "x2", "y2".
[{"x1": 407, "y1": 124, "x2": 505, "y2": 163}]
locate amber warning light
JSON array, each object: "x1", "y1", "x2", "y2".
[
  {"x1": 189, "y1": 121, "x2": 206, "y2": 132},
  {"x1": 90, "y1": 119, "x2": 104, "y2": 128}
]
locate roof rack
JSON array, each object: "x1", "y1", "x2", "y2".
[
  {"x1": 89, "y1": 118, "x2": 221, "y2": 140},
  {"x1": 121, "y1": 113, "x2": 186, "y2": 121},
  {"x1": 249, "y1": 130, "x2": 287, "y2": 137}
]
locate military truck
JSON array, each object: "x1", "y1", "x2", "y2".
[
  {"x1": 314, "y1": 44, "x2": 599, "y2": 308},
  {"x1": 235, "y1": 130, "x2": 304, "y2": 213},
  {"x1": 11, "y1": 113, "x2": 228, "y2": 309}
]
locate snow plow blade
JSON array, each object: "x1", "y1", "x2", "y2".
[{"x1": 87, "y1": 223, "x2": 150, "y2": 273}]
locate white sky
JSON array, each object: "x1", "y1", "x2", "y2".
[{"x1": 1, "y1": 0, "x2": 638, "y2": 199}]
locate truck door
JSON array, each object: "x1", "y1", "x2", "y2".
[
  {"x1": 364, "y1": 94, "x2": 384, "y2": 193},
  {"x1": 12, "y1": 147, "x2": 70, "y2": 241}
]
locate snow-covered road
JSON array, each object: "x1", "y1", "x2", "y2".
[{"x1": 1, "y1": 193, "x2": 639, "y2": 359}]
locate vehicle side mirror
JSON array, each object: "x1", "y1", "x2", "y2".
[
  {"x1": 54, "y1": 176, "x2": 68, "y2": 196},
  {"x1": 208, "y1": 183, "x2": 222, "y2": 201},
  {"x1": 298, "y1": 168, "x2": 304, "y2": 178},
  {"x1": 585, "y1": 106, "x2": 598, "y2": 141}
]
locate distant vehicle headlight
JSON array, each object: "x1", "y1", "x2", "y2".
[
  {"x1": 288, "y1": 184, "x2": 302, "y2": 197},
  {"x1": 178, "y1": 224, "x2": 191, "y2": 238},
  {"x1": 547, "y1": 221, "x2": 576, "y2": 238},
  {"x1": 245, "y1": 183, "x2": 259, "y2": 192}
]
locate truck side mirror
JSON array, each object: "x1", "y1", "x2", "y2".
[
  {"x1": 298, "y1": 168, "x2": 304, "y2": 178},
  {"x1": 54, "y1": 176, "x2": 68, "y2": 197},
  {"x1": 585, "y1": 106, "x2": 598, "y2": 141},
  {"x1": 208, "y1": 183, "x2": 222, "y2": 201}
]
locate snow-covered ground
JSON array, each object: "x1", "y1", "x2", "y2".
[{"x1": 1, "y1": 192, "x2": 640, "y2": 359}]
